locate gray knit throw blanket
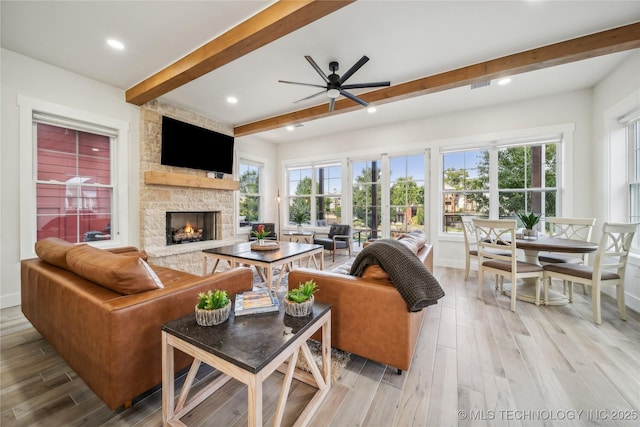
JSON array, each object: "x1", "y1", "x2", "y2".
[{"x1": 350, "y1": 239, "x2": 445, "y2": 312}]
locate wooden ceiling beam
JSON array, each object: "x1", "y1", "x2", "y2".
[
  {"x1": 234, "y1": 21, "x2": 640, "y2": 137},
  {"x1": 125, "y1": 0, "x2": 355, "y2": 106}
]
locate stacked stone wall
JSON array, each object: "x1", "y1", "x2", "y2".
[{"x1": 139, "y1": 101, "x2": 238, "y2": 274}]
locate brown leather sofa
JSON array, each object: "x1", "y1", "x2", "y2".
[
  {"x1": 20, "y1": 238, "x2": 253, "y2": 409},
  {"x1": 288, "y1": 233, "x2": 434, "y2": 372}
]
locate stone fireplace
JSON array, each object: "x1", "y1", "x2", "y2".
[
  {"x1": 138, "y1": 101, "x2": 244, "y2": 274},
  {"x1": 166, "y1": 211, "x2": 220, "y2": 245}
]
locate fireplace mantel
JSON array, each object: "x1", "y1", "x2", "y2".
[{"x1": 144, "y1": 171, "x2": 240, "y2": 191}]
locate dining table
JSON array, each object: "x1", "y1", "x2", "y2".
[{"x1": 505, "y1": 235, "x2": 599, "y2": 305}]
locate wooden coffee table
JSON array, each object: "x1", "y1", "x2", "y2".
[
  {"x1": 202, "y1": 242, "x2": 323, "y2": 291},
  {"x1": 161, "y1": 301, "x2": 331, "y2": 427}
]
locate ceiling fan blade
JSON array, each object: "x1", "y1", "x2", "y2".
[
  {"x1": 341, "y1": 81, "x2": 391, "y2": 90},
  {"x1": 304, "y1": 55, "x2": 330, "y2": 84},
  {"x1": 293, "y1": 90, "x2": 326, "y2": 103},
  {"x1": 278, "y1": 80, "x2": 326, "y2": 89},
  {"x1": 339, "y1": 88, "x2": 368, "y2": 107},
  {"x1": 329, "y1": 98, "x2": 335, "y2": 112},
  {"x1": 339, "y1": 55, "x2": 369, "y2": 84}
]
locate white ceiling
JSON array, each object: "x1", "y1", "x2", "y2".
[{"x1": 2, "y1": 1, "x2": 639, "y2": 144}]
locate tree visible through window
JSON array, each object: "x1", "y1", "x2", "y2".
[
  {"x1": 389, "y1": 154, "x2": 425, "y2": 234},
  {"x1": 238, "y1": 162, "x2": 261, "y2": 225},
  {"x1": 442, "y1": 141, "x2": 558, "y2": 232},
  {"x1": 36, "y1": 123, "x2": 113, "y2": 243},
  {"x1": 352, "y1": 159, "x2": 382, "y2": 238}
]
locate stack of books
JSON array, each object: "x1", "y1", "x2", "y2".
[{"x1": 234, "y1": 289, "x2": 280, "y2": 316}]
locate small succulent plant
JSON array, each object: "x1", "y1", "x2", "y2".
[
  {"x1": 286, "y1": 280, "x2": 318, "y2": 303},
  {"x1": 197, "y1": 289, "x2": 230, "y2": 310}
]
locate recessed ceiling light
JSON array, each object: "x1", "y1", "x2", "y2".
[
  {"x1": 286, "y1": 125, "x2": 295, "y2": 131},
  {"x1": 106, "y1": 39, "x2": 124, "y2": 50},
  {"x1": 227, "y1": 96, "x2": 238, "y2": 104},
  {"x1": 367, "y1": 107, "x2": 377, "y2": 114},
  {"x1": 497, "y1": 77, "x2": 512, "y2": 86}
]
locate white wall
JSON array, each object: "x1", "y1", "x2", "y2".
[
  {"x1": 592, "y1": 50, "x2": 640, "y2": 310},
  {"x1": 0, "y1": 48, "x2": 140, "y2": 308}
]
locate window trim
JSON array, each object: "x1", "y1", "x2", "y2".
[
  {"x1": 285, "y1": 161, "x2": 342, "y2": 228},
  {"x1": 237, "y1": 158, "x2": 263, "y2": 228},
  {"x1": 18, "y1": 95, "x2": 130, "y2": 259}
]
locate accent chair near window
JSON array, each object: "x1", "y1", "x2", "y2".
[{"x1": 313, "y1": 224, "x2": 352, "y2": 261}]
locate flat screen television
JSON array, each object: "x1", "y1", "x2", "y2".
[{"x1": 161, "y1": 116, "x2": 234, "y2": 175}]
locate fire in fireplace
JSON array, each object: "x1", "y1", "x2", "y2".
[{"x1": 166, "y1": 211, "x2": 218, "y2": 245}]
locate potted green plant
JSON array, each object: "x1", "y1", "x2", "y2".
[
  {"x1": 517, "y1": 212, "x2": 541, "y2": 239},
  {"x1": 195, "y1": 289, "x2": 231, "y2": 326},
  {"x1": 291, "y1": 206, "x2": 308, "y2": 233},
  {"x1": 284, "y1": 280, "x2": 318, "y2": 317},
  {"x1": 251, "y1": 224, "x2": 271, "y2": 246}
]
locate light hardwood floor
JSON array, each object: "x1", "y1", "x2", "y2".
[{"x1": 2, "y1": 257, "x2": 639, "y2": 426}]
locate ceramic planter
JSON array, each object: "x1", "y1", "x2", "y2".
[
  {"x1": 284, "y1": 295, "x2": 314, "y2": 317},
  {"x1": 195, "y1": 303, "x2": 231, "y2": 326}
]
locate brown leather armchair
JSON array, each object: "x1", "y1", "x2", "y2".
[{"x1": 313, "y1": 224, "x2": 352, "y2": 261}]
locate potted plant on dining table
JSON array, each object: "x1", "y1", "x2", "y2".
[{"x1": 517, "y1": 212, "x2": 541, "y2": 239}]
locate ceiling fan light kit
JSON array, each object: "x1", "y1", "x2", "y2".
[{"x1": 279, "y1": 55, "x2": 390, "y2": 112}]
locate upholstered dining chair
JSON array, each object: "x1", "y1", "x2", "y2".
[
  {"x1": 543, "y1": 222, "x2": 638, "y2": 324},
  {"x1": 539, "y1": 217, "x2": 596, "y2": 295},
  {"x1": 473, "y1": 219, "x2": 544, "y2": 312},
  {"x1": 313, "y1": 224, "x2": 352, "y2": 261}
]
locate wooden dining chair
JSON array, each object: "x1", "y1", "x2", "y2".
[
  {"x1": 539, "y1": 217, "x2": 596, "y2": 264},
  {"x1": 539, "y1": 217, "x2": 596, "y2": 295},
  {"x1": 473, "y1": 219, "x2": 544, "y2": 312},
  {"x1": 542, "y1": 222, "x2": 638, "y2": 324},
  {"x1": 462, "y1": 216, "x2": 478, "y2": 280}
]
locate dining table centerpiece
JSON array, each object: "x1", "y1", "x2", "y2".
[{"x1": 517, "y1": 212, "x2": 541, "y2": 239}]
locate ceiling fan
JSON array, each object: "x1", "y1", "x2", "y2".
[{"x1": 279, "y1": 55, "x2": 390, "y2": 112}]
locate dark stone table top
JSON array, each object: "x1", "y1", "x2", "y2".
[
  {"x1": 203, "y1": 241, "x2": 322, "y2": 263},
  {"x1": 162, "y1": 299, "x2": 330, "y2": 374}
]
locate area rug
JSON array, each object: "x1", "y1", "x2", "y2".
[{"x1": 294, "y1": 339, "x2": 350, "y2": 383}]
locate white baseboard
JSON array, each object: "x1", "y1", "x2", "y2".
[{"x1": 1, "y1": 293, "x2": 21, "y2": 309}]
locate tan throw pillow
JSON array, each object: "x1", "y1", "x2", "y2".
[
  {"x1": 34, "y1": 237, "x2": 75, "y2": 270},
  {"x1": 66, "y1": 244, "x2": 163, "y2": 294},
  {"x1": 361, "y1": 264, "x2": 391, "y2": 281}
]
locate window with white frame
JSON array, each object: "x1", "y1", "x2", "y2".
[
  {"x1": 315, "y1": 164, "x2": 342, "y2": 225},
  {"x1": 238, "y1": 160, "x2": 262, "y2": 226},
  {"x1": 34, "y1": 115, "x2": 116, "y2": 243},
  {"x1": 287, "y1": 163, "x2": 341, "y2": 227},
  {"x1": 442, "y1": 137, "x2": 560, "y2": 233},
  {"x1": 18, "y1": 97, "x2": 129, "y2": 259},
  {"x1": 628, "y1": 118, "x2": 640, "y2": 250}
]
